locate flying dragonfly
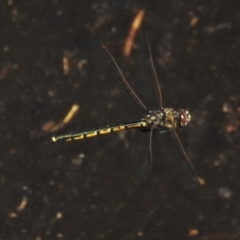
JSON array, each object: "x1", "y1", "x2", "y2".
[{"x1": 49, "y1": 39, "x2": 201, "y2": 185}]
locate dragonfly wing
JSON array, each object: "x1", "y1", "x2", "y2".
[
  {"x1": 124, "y1": 129, "x2": 151, "y2": 183},
  {"x1": 151, "y1": 130, "x2": 200, "y2": 191}
]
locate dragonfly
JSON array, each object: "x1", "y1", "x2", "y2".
[{"x1": 50, "y1": 39, "x2": 200, "y2": 185}]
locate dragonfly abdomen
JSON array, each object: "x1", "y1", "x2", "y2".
[{"x1": 51, "y1": 121, "x2": 147, "y2": 143}]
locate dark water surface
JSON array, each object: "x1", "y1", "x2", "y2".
[{"x1": 1, "y1": 1, "x2": 240, "y2": 239}]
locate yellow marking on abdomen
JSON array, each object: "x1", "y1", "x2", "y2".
[
  {"x1": 73, "y1": 135, "x2": 84, "y2": 140},
  {"x1": 99, "y1": 128, "x2": 112, "y2": 134},
  {"x1": 128, "y1": 122, "x2": 145, "y2": 128},
  {"x1": 85, "y1": 131, "x2": 98, "y2": 138},
  {"x1": 112, "y1": 126, "x2": 126, "y2": 132}
]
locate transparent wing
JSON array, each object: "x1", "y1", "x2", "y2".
[
  {"x1": 151, "y1": 129, "x2": 200, "y2": 191},
  {"x1": 118, "y1": 129, "x2": 151, "y2": 183},
  {"x1": 131, "y1": 130, "x2": 151, "y2": 182}
]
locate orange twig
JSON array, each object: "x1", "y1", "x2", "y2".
[{"x1": 123, "y1": 9, "x2": 145, "y2": 56}]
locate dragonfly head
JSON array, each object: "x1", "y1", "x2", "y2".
[{"x1": 179, "y1": 109, "x2": 191, "y2": 127}]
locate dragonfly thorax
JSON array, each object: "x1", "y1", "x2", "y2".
[{"x1": 143, "y1": 108, "x2": 191, "y2": 130}]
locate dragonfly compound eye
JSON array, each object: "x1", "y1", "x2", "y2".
[{"x1": 179, "y1": 110, "x2": 191, "y2": 127}]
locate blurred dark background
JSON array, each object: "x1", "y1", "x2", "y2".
[{"x1": 1, "y1": 0, "x2": 240, "y2": 239}]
